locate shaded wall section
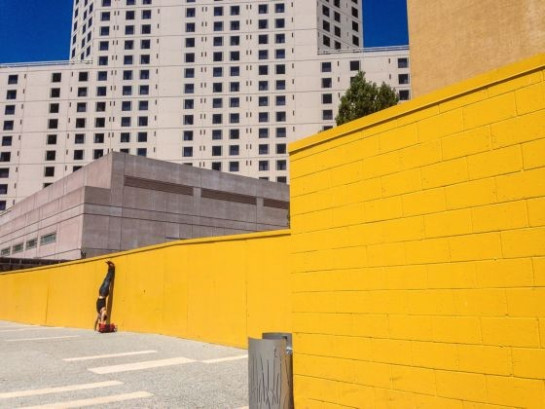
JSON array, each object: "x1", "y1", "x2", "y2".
[
  {"x1": 0, "y1": 230, "x2": 291, "y2": 348},
  {"x1": 289, "y1": 54, "x2": 545, "y2": 408},
  {"x1": 408, "y1": 0, "x2": 545, "y2": 96}
]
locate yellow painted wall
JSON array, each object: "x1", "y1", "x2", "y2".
[
  {"x1": 289, "y1": 54, "x2": 545, "y2": 408},
  {"x1": 0, "y1": 231, "x2": 291, "y2": 348}
]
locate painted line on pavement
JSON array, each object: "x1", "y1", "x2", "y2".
[
  {"x1": 88, "y1": 356, "x2": 195, "y2": 374},
  {"x1": 64, "y1": 350, "x2": 158, "y2": 362},
  {"x1": 5, "y1": 335, "x2": 80, "y2": 342},
  {"x1": 19, "y1": 391, "x2": 153, "y2": 408},
  {"x1": 0, "y1": 327, "x2": 54, "y2": 333},
  {"x1": 0, "y1": 381, "x2": 122, "y2": 399},
  {"x1": 202, "y1": 354, "x2": 248, "y2": 364}
]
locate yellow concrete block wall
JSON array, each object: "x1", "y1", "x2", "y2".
[
  {"x1": 0, "y1": 231, "x2": 291, "y2": 348},
  {"x1": 289, "y1": 54, "x2": 545, "y2": 408}
]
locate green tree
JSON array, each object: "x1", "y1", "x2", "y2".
[{"x1": 335, "y1": 71, "x2": 399, "y2": 126}]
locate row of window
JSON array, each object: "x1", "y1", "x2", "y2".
[
  {"x1": 101, "y1": 0, "x2": 152, "y2": 7},
  {"x1": 0, "y1": 233, "x2": 56, "y2": 256}
]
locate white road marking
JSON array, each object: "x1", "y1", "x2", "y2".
[
  {"x1": 235, "y1": 406, "x2": 249, "y2": 409},
  {"x1": 88, "y1": 356, "x2": 195, "y2": 374},
  {"x1": 5, "y1": 335, "x2": 80, "y2": 342},
  {"x1": 0, "y1": 381, "x2": 122, "y2": 399},
  {"x1": 18, "y1": 391, "x2": 153, "y2": 408},
  {"x1": 64, "y1": 350, "x2": 158, "y2": 362},
  {"x1": 0, "y1": 327, "x2": 53, "y2": 333},
  {"x1": 202, "y1": 354, "x2": 248, "y2": 364}
]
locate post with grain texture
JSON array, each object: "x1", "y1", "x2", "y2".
[{"x1": 248, "y1": 333, "x2": 293, "y2": 409}]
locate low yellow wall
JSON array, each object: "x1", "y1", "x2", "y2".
[
  {"x1": 289, "y1": 54, "x2": 545, "y2": 408},
  {"x1": 0, "y1": 230, "x2": 291, "y2": 348}
]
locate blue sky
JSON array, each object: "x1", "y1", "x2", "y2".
[{"x1": 0, "y1": 0, "x2": 408, "y2": 63}]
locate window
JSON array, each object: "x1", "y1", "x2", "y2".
[
  {"x1": 49, "y1": 103, "x2": 60, "y2": 113},
  {"x1": 275, "y1": 49, "x2": 285, "y2": 59},
  {"x1": 74, "y1": 150, "x2": 84, "y2": 160},
  {"x1": 45, "y1": 150, "x2": 56, "y2": 161},
  {"x1": 259, "y1": 65, "x2": 269, "y2": 75},
  {"x1": 100, "y1": 26, "x2": 110, "y2": 36},
  {"x1": 258, "y1": 4, "x2": 268, "y2": 14},
  {"x1": 275, "y1": 3, "x2": 285, "y2": 13},
  {"x1": 212, "y1": 130, "x2": 222, "y2": 140},
  {"x1": 322, "y1": 109, "x2": 334, "y2": 120},
  {"x1": 230, "y1": 113, "x2": 239, "y2": 124},
  {"x1": 98, "y1": 56, "x2": 109, "y2": 65},
  {"x1": 0, "y1": 247, "x2": 9, "y2": 256},
  {"x1": 95, "y1": 117, "x2": 106, "y2": 129},
  {"x1": 230, "y1": 82, "x2": 240, "y2": 92},
  {"x1": 125, "y1": 25, "x2": 135, "y2": 35},
  {"x1": 126, "y1": 10, "x2": 135, "y2": 20},
  {"x1": 230, "y1": 36, "x2": 240, "y2": 46},
  {"x1": 183, "y1": 147, "x2": 193, "y2": 157},
  {"x1": 212, "y1": 114, "x2": 222, "y2": 124},
  {"x1": 230, "y1": 129, "x2": 240, "y2": 139},
  {"x1": 52, "y1": 72, "x2": 62, "y2": 82},
  {"x1": 76, "y1": 103, "x2": 87, "y2": 114},
  {"x1": 183, "y1": 131, "x2": 193, "y2": 141},
  {"x1": 186, "y1": 8, "x2": 196, "y2": 17},
  {"x1": 275, "y1": 18, "x2": 285, "y2": 28},
  {"x1": 258, "y1": 50, "x2": 268, "y2": 60},
  {"x1": 44, "y1": 166, "x2": 55, "y2": 177},
  {"x1": 230, "y1": 51, "x2": 240, "y2": 61},
  {"x1": 230, "y1": 21, "x2": 240, "y2": 31},
  {"x1": 186, "y1": 23, "x2": 195, "y2": 32},
  {"x1": 141, "y1": 39, "x2": 151, "y2": 49},
  {"x1": 184, "y1": 115, "x2": 194, "y2": 125},
  {"x1": 258, "y1": 35, "x2": 268, "y2": 45},
  {"x1": 212, "y1": 98, "x2": 222, "y2": 108},
  {"x1": 77, "y1": 87, "x2": 88, "y2": 97},
  {"x1": 75, "y1": 134, "x2": 85, "y2": 144},
  {"x1": 322, "y1": 94, "x2": 333, "y2": 104},
  {"x1": 185, "y1": 53, "x2": 195, "y2": 63},
  {"x1": 40, "y1": 232, "x2": 57, "y2": 245},
  {"x1": 230, "y1": 5, "x2": 240, "y2": 15},
  {"x1": 213, "y1": 21, "x2": 223, "y2": 31},
  {"x1": 276, "y1": 95, "x2": 286, "y2": 106},
  {"x1": 95, "y1": 133, "x2": 104, "y2": 143},
  {"x1": 94, "y1": 149, "x2": 104, "y2": 159},
  {"x1": 184, "y1": 84, "x2": 194, "y2": 93},
  {"x1": 137, "y1": 148, "x2": 147, "y2": 157},
  {"x1": 4, "y1": 105, "x2": 15, "y2": 115},
  {"x1": 399, "y1": 90, "x2": 410, "y2": 101},
  {"x1": 96, "y1": 86, "x2": 107, "y2": 96},
  {"x1": 139, "y1": 85, "x2": 149, "y2": 95},
  {"x1": 350, "y1": 60, "x2": 360, "y2": 71},
  {"x1": 6, "y1": 75, "x2": 17, "y2": 85},
  {"x1": 96, "y1": 102, "x2": 106, "y2": 112},
  {"x1": 123, "y1": 70, "x2": 133, "y2": 80},
  {"x1": 212, "y1": 146, "x2": 222, "y2": 156},
  {"x1": 6, "y1": 90, "x2": 17, "y2": 100},
  {"x1": 259, "y1": 144, "x2": 269, "y2": 155},
  {"x1": 259, "y1": 112, "x2": 269, "y2": 122},
  {"x1": 47, "y1": 119, "x2": 58, "y2": 129},
  {"x1": 259, "y1": 160, "x2": 269, "y2": 171},
  {"x1": 99, "y1": 41, "x2": 109, "y2": 50},
  {"x1": 276, "y1": 64, "x2": 286, "y2": 75},
  {"x1": 229, "y1": 145, "x2": 239, "y2": 156},
  {"x1": 50, "y1": 88, "x2": 60, "y2": 98},
  {"x1": 212, "y1": 162, "x2": 221, "y2": 171},
  {"x1": 1, "y1": 136, "x2": 12, "y2": 147},
  {"x1": 322, "y1": 78, "x2": 332, "y2": 88},
  {"x1": 97, "y1": 71, "x2": 108, "y2": 81},
  {"x1": 258, "y1": 19, "x2": 268, "y2": 29},
  {"x1": 276, "y1": 80, "x2": 286, "y2": 90},
  {"x1": 141, "y1": 24, "x2": 151, "y2": 34},
  {"x1": 213, "y1": 52, "x2": 223, "y2": 62},
  {"x1": 140, "y1": 69, "x2": 150, "y2": 80},
  {"x1": 213, "y1": 83, "x2": 223, "y2": 93},
  {"x1": 276, "y1": 127, "x2": 287, "y2": 138},
  {"x1": 230, "y1": 97, "x2": 239, "y2": 108},
  {"x1": 124, "y1": 55, "x2": 134, "y2": 65},
  {"x1": 398, "y1": 74, "x2": 410, "y2": 85},
  {"x1": 120, "y1": 132, "x2": 130, "y2": 143},
  {"x1": 258, "y1": 81, "x2": 268, "y2": 91},
  {"x1": 276, "y1": 143, "x2": 287, "y2": 154},
  {"x1": 122, "y1": 86, "x2": 132, "y2": 95},
  {"x1": 214, "y1": 6, "x2": 223, "y2": 16},
  {"x1": 277, "y1": 160, "x2": 287, "y2": 170},
  {"x1": 47, "y1": 134, "x2": 57, "y2": 145},
  {"x1": 398, "y1": 58, "x2": 409, "y2": 68},
  {"x1": 137, "y1": 132, "x2": 148, "y2": 142},
  {"x1": 259, "y1": 128, "x2": 269, "y2": 138},
  {"x1": 26, "y1": 239, "x2": 37, "y2": 250},
  {"x1": 121, "y1": 117, "x2": 131, "y2": 127},
  {"x1": 142, "y1": 10, "x2": 152, "y2": 19},
  {"x1": 138, "y1": 116, "x2": 148, "y2": 126}
]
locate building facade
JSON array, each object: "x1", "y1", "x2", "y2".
[
  {"x1": 0, "y1": 0, "x2": 410, "y2": 211},
  {"x1": 407, "y1": 0, "x2": 545, "y2": 96},
  {"x1": 0, "y1": 152, "x2": 289, "y2": 260}
]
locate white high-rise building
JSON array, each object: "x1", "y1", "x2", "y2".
[{"x1": 0, "y1": 0, "x2": 410, "y2": 211}]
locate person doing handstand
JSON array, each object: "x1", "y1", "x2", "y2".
[{"x1": 95, "y1": 260, "x2": 115, "y2": 331}]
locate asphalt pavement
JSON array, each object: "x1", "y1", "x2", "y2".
[{"x1": 0, "y1": 320, "x2": 249, "y2": 408}]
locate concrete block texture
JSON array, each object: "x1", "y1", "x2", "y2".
[{"x1": 290, "y1": 55, "x2": 545, "y2": 408}]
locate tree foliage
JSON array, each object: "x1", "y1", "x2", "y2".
[{"x1": 335, "y1": 71, "x2": 399, "y2": 126}]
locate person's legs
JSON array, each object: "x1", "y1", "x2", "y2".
[{"x1": 98, "y1": 264, "x2": 115, "y2": 297}]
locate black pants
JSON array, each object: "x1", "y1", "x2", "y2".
[{"x1": 98, "y1": 266, "x2": 115, "y2": 298}]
